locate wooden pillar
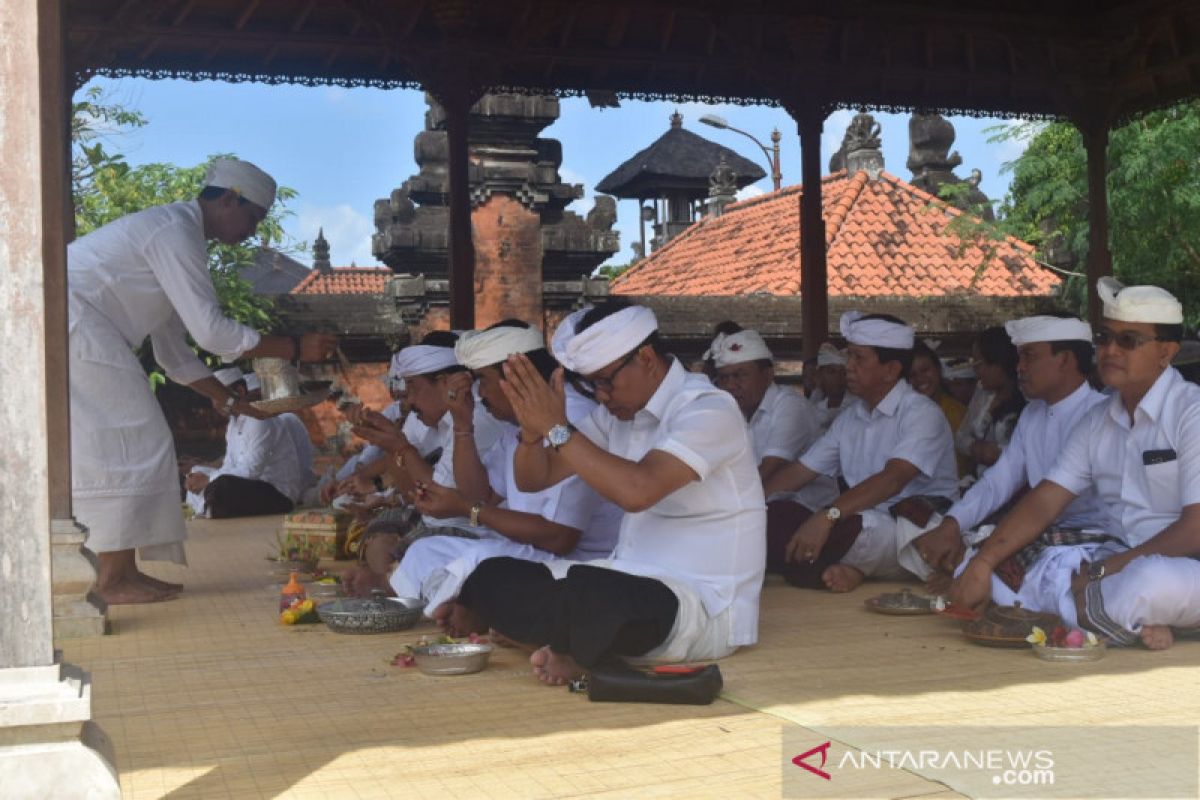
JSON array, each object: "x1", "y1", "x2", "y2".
[
  {"x1": 794, "y1": 105, "x2": 828, "y2": 359},
  {"x1": 444, "y1": 83, "x2": 475, "y2": 331},
  {"x1": 1080, "y1": 117, "x2": 1112, "y2": 323}
]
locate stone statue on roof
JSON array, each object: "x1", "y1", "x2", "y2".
[{"x1": 907, "y1": 113, "x2": 993, "y2": 221}]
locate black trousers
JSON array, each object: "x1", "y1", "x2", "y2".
[
  {"x1": 204, "y1": 474, "x2": 294, "y2": 519},
  {"x1": 457, "y1": 557, "x2": 680, "y2": 669}
]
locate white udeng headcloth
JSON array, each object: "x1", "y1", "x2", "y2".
[
  {"x1": 558, "y1": 305, "x2": 659, "y2": 375},
  {"x1": 816, "y1": 342, "x2": 847, "y2": 367},
  {"x1": 390, "y1": 344, "x2": 460, "y2": 378},
  {"x1": 704, "y1": 330, "x2": 773, "y2": 368},
  {"x1": 1097, "y1": 277, "x2": 1183, "y2": 325},
  {"x1": 203, "y1": 158, "x2": 277, "y2": 210},
  {"x1": 1004, "y1": 315, "x2": 1093, "y2": 347},
  {"x1": 942, "y1": 358, "x2": 976, "y2": 381},
  {"x1": 839, "y1": 311, "x2": 915, "y2": 350},
  {"x1": 551, "y1": 306, "x2": 592, "y2": 365},
  {"x1": 455, "y1": 325, "x2": 546, "y2": 370}
]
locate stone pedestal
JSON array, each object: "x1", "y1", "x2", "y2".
[
  {"x1": 51, "y1": 519, "x2": 107, "y2": 640},
  {"x1": 0, "y1": 662, "x2": 119, "y2": 799}
]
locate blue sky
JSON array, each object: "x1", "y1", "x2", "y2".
[{"x1": 83, "y1": 77, "x2": 1032, "y2": 270}]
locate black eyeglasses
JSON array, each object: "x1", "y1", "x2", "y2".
[
  {"x1": 1093, "y1": 329, "x2": 1166, "y2": 351},
  {"x1": 582, "y1": 349, "x2": 639, "y2": 393}
]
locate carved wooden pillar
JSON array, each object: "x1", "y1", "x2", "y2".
[
  {"x1": 791, "y1": 104, "x2": 828, "y2": 359},
  {"x1": 1079, "y1": 113, "x2": 1112, "y2": 323},
  {"x1": 443, "y1": 81, "x2": 476, "y2": 331}
]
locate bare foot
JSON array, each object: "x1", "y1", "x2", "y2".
[
  {"x1": 431, "y1": 601, "x2": 486, "y2": 637},
  {"x1": 1140, "y1": 624, "x2": 1174, "y2": 650},
  {"x1": 96, "y1": 580, "x2": 178, "y2": 605},
  {"x1": 822, "y1": 563, "x2": 865, "y2": 593},
  {"x1": 134, "y1": 571, "x2": 184, "y2": 593},
  {"x1": 530, "y1": 645, "x2": 585, "y2": 685}
]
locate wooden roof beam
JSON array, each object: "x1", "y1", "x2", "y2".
[
  {"x1": 661, "y1": 9, "x2": 676, "y2": 53},
  {"x1": 557, "y1": 2, "x2": 580, "y2": 48},
  {"x1": 290, "y1": 0, "x2": 317, "y2": 32},
  {"x1": 234, "y1": 0, "x2": 261, "y2": 31},
  {"x1": 171, "y1": 0, "x2": 197, "y2": 28},
  {"x1": 605, "y1": 5, "x2": 631, "y2": 49}
]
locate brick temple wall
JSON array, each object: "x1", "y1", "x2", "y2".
[{"x1": 472, "y1": 195, "x2": 543, "y2": 328}]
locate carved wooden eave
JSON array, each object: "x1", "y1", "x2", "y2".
[{"x1": 67, "y1": 0, "x2": 1200, "y2": 123}]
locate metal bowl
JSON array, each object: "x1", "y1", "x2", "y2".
[
  {"x1": 411, "y1": 643, "x2": 494, "y2": 675},
  {"x1": 316, "y1": 596, "x2": 422, "y2": 634},
  {"x1": 1033, "y1": 642, "x2": 1107, "y2": 662}
]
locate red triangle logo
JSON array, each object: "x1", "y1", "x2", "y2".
[{"x1": 792, "y1": 741, "x2": 832, "y2": 781}]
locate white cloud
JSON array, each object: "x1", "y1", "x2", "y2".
[
  {"x1": 293, "y1": 204, "x2": 377, "y2": 267},
  {"x1": 736, "y1": 184, "x2": 765, "y2": 201}
]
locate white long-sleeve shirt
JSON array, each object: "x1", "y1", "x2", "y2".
[
  {"x1": 946, "y1": 381, "x2": 1108, "y2": 532},
  {"x1": 68, "y1": 199, "x2": 261, "y2": 385},
  {"x1": 213, "y1": 414, "x2": 311, "y2": 502},
  {"x1": 748, "y1": 383, "x2": 821, "y2": 464}
]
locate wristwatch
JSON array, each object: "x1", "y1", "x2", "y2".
[
  {"x1": 1087, "y1": 561, "x2": 1106, "y2": 582},
  {"x1": 221, "y1": 395, "x2": 237, "y2": 415},
  {"x1": 823, "y1": 506, "x2": 842, "y2": 524},
  {"x1": 547, "y1": 423, "x2": 575, "y2": 450}
]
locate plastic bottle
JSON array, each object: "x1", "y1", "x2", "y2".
[{"x1": 280, "y1": 572, "x2": 307, "y2": 612}]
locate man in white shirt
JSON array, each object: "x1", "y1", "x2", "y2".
[
  {"x1": 763, "y1": 313, "x2": 959, "y2": 593},
  {"x1": 952, "y1": 279, "x2": 1200, "y2": 650},
  {"x1": 811, "y1": 342, "x2": 859, "y2": 431},
  {"x1": 68, "y1": 158, "x2": 337, "y2": 604},
  {"x1": 433, "y1": 302, "x2": 765, "y2": 685},
  {"x1": 185, "y1": 368, "x2": 315, "y2": 518},
  {"x1": 385, "y1": 320, "x2": 622, "y2": 610},
  {"x1": 345, "y1": 333, "x2": 509, "y2": 578},
  {"x1": 915, "y1": 314, "x2": 1107, "y2": 590},
  {"x1": 706, "y1": 326, "x2": 821, "y2": 484}
]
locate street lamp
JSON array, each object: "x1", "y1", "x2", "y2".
[{"x1": 699, "y1": 113, "x2": 782, "y2": 192}]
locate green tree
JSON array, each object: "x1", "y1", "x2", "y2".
[
  {"x1": 71, "y1": 87, "x2": 306, "y2": 332},
  {"x1": 996, "y1": 102, "x2": 1200, "y2": 323}
]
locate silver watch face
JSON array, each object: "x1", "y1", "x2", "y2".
[
  {"x1": 825, "y1": 507, "x2": 841, "y2": 522},
  {"x1": 547, "y1": 424, "x2": 572, "y2": 447}
]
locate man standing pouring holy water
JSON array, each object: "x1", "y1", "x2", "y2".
[{"x1": 68, "y1": 158, "x2": 337, "y2": 604}]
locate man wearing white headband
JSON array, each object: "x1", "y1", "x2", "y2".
[
  {"x1": 704, "y1": 324, "x2": 821, "y2": 483},
  {"x1": 811, "y1": 342, "x2": 859, "y2": 431},
  {"x1": 343, "y1": 331, "x2": 510, "y2": 595},
  {"x1": 763, "y1": 312, "x2": 958, "y2": 593},
  {"x1": 67, "y1": 156, "x2": 338, "y2": 604},
  {"x1": 431, "y1": 301, "x2": 764, "y2": 685},
  {"x1": 915, "y1": 313, "x2": 1105, "y2": 590},
  {"x1": 376, "y1": 320, "x2": 622, "y2": 616},
  {"x1": 953, "y1": 279, "x2": 1200, "y2": 650},
  {"x1": 183, "y1": 367, "x2": 315, "y2": 519}
]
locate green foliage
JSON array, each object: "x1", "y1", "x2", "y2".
[
  {"x1": 596, "y1": 260, "x2": 636, "y2": 280},
  {"x1": 996, "y1": 102, "x2": 1200, "y2": 324},
  {"x1": 71, "y1": 87, "x2": 309, "y2": 384}
]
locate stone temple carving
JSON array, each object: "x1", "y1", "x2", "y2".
[
  {"x1": 829, "y1": 112, "x2": 885, "y2": 179},
  {"x1": 907, "y1": 113, "x2": 993, "y2": 220}
]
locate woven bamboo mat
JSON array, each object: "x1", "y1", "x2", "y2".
[{"x1": 55, "y1": 518, "x2": 938, "y2": 799}]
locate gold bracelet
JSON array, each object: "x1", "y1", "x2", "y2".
[
  {"x1": 394, "y1": 452, "x2": 406, "y2": 469},
  {"x1": 469, "y1": 502, "x2": 483, "y2": 527}
]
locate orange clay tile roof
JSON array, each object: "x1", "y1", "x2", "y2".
[
  {"x1": 290, "y1": 266, "x2": 392, "y2": 295},
  {"x1": 612, "y1": 170, "x2": 1060, "y2": 298}
]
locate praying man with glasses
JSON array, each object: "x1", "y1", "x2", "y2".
[
  {"x1": 427, "y1": 301, "x2": 766, "y2": 685},
  {"x1": 952, "y1": 278, "x2": 1200, "y2": 650}
]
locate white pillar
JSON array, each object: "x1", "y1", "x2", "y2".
[{"x1": 0, "y1": 0, "x2": 119, "y2": 795}]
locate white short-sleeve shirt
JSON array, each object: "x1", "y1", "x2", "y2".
[
  {"x1": 574, "y1": 359, "x2": 766, "y2": 648},
  {"x1": 749, "y1": 382, "x2": 821, "y2": 464},
  {"x1": 424, "y1": 393, "x2": 513, "y2": 534},
  {"x1": 800, "y1": 379, "x2": 959, "y2": 509},
  {"x1": 947, "y1": 381, "x2": 1108, "y2": 532},
  {"x1": 1045, "y1": 367, "x2": 1200, "y2": 547}
]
